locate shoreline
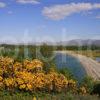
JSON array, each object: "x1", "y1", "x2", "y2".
[{"x1": 55, "y1": 51, "x2": 100, "y2": 81}]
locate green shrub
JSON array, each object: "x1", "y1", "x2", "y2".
[
  {"x1": 80, "y1": 76, "x2": 94, "y2": 93},
  {"x1": 91, "y1": 81, "x2": 100, "y2": 96},
  {"x1": 58, "y1": 68, "x2": 74, "y2": 79}
]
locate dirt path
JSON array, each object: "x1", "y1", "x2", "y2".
[{"x1": 55, "y1": 51, "x2": 100, "y2": 80}]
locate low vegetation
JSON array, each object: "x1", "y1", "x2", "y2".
[
  {"x1": 0, "y1": 44, "x2": 99, "y2": 99},
  {"x1": 73, "y1": 50, "x2": 100, "y2": 58},
  {"x1": 0, "y1": 57, "x2": 99, "y2": 99}
]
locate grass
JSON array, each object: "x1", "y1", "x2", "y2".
[
  {"x1": 72, "y1": 50, "x2": 100, "y2": 59},
  {"x1": 0, "y1": 91, "x2": 99, "y2": 100}
]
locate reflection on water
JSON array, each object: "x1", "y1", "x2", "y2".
[{"x1": 55, "y1": 53, "x2": 87, "y2": 81}]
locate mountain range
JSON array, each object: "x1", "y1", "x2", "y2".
[
  {"x1": 56, "y1": 39, "x2": 100, "y2": 46},
  {"x1": 0, "y1": 39, "x2": 100, "y2": 46}
]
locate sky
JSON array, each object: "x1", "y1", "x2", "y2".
[{"x1": 0, "y1": 0, "x2": 100, "y2": 43}]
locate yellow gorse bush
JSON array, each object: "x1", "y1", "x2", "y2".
[
  {"x1": 4, "y1": 78, "x2": 15, "y2": 87},
  {"x1": 0, "y1": 57, "x2": 83, "y2": 93},
  {"x1": 0, "y1": 76, "x2": 3, "y2": 81},
  {"x1": 79, "y1": 86, "x2": 87, "y2": 94},
  {"x1": 23, "y1": 59, "x2": 43, "y2": 72}
]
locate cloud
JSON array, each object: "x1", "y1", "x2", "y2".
[
  {"x1": 42, "y1": 3, "x2": 100, "y2": 20},
  {"x1": 95, "y1": 15, "x2": 100, "y2": 19},
  {"x1": 0, "y1": 2, "x2": 6, "y2": 8},
  {"x1": 17, "y1": 0, "x2": 40, "y2": 4},
  {"x1": 8, "y1": 11, "x2": 13, "y2": 14}
]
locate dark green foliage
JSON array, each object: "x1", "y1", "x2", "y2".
[
  {"x1": 91, "y1": 82, "x2": 100, "y2": 96},
  {"x1": 58, "y1": 68, "x2": 74, "y2": 79},
  {"x1": 80, "y1": 76, "x2": 94, "y2": 93}
]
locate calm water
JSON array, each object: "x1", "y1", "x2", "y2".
[
  {"x1": 55, "y1": 53, "x2": 87, "y2": 81},
  {"x1": 96, "y1": 57, "x2": 100, "y2": 62}
]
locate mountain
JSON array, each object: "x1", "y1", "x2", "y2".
[
  {"x1": 0, "y1": 39, "x2": 100, "y2": 46},
  {"x1": 57, "y1": 39, "x2": 100, "y2": 46}
]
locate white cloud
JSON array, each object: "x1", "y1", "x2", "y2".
[
  {"x1": 96, "y1": 15, "x2": 100, "y2": 19},
  {"x1": 8, "y1": 11, "x2": 13, "y2": 14},
  {"x1": 42, "y1": 3, "x2": 100, "y2": 20},
  {"x1": 0, "y1": 2, "x2": 6, "y2": 8},
  {"x1": 17, "y1": 0, "x2": 40, "y2": 4}
]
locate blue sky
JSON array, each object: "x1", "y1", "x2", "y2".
[{"x1": 0, "y1": 0, "x2": 100, "y2": 43}]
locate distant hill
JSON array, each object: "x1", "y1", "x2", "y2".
[
  {"x1": 57, "y1": 39, "x2": 100, "y2": 46},
  {"x1": 0, "y1": 39, "x2": 100, "y2": 46}
]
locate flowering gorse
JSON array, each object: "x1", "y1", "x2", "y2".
[{"x1": 0, "y1": 57, "x2": 87, "y2": 94}]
